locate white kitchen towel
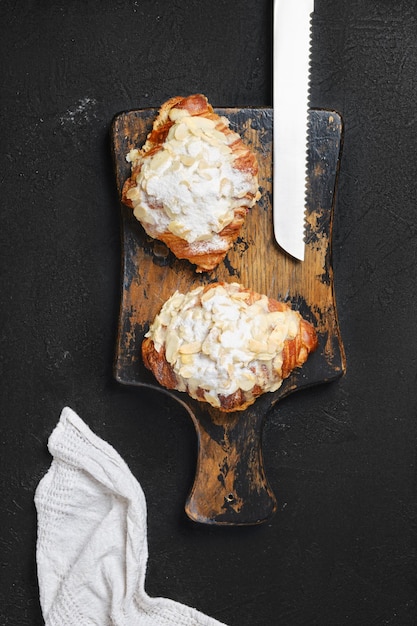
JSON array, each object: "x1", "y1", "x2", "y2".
[{"x1": 35, "y1": 406, "x2": 227, "y2": 626}]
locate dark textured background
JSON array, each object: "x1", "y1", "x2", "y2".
[{"x1": 1, "y1": 1, "x2": 416, "y2": 624}]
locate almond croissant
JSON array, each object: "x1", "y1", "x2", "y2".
[
  {"x1": 122, "y1": 94, "x2": 260, "y2": 273},
  {"x1": 142, "y1": 282, "x2": 318, "y2": 412}
]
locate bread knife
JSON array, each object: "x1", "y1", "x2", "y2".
[{"x1": 273, "y1": 0, "x2": 314, "y2": 261}]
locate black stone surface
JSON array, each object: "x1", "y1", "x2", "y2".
[{"x1": 1, "y1": 1, "x2": 416, "y2": 624}]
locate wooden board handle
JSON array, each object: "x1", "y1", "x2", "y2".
[{"x1": 185, "y1": 399, "x2": 277, "y2": 525}]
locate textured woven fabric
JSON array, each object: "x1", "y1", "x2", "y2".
[{"x1": 35, "y1": 407, "x2": 227, "y2": 626}]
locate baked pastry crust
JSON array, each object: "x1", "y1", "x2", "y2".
[
  {"x1": 122, "y1": 94, "x2": 260, "y2": 273},
  {"x1": 142, "y1": 282, "x2": 318, "y2": 412}
]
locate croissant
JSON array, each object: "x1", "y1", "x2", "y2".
[
  {"x1": 122, "y1": 94, "x2": 260, "y2": 273},
  {"x1": 142, "y1": 282, "x2": 318, "y2": 412}
]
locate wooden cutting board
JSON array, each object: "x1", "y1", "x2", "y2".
[{"x1": 111, "y1": 107, "x2": 345, "y2": 525}]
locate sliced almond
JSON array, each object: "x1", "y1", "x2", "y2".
[
  {"x1": 248, "y1": 339, "x2": 269, "y2": 354},
  {"x1": 179, "y1": 364, "x2": 194, "y2": 379},
  {"x1": 143, "y1": 174, "x2": 157, "y2": 193},
  {"x1": 174, "y1": 123, "x2": 189, "y2": 141},
  {"x1": 218, "y1": 144, "x2": 233, "y2": 156},
  {"x1": 168, "y1": 107, "x2": 189, "y2": 122},
  {"x1": 189, "y1": 127, "x2": 204, "y2": 139},
  {"x1": 267, "y1": 338, "x2": 281, "y2": 354},
  {"x1": 220, "y1": 178, "x2": 233, "y2": 196},
  {"x1": 217, "y1": 213, "x2": 234, "y2": 229},
  {"x1": 180, "y1": 154, "x2": 195, "y2": 167},
  {"x1": 179, "y1": 341, "x2": 202, "y2": 355},
  {"x1": 210, "y1": 129, "x2": 228, "y2": 143},
  {"x1": 201, "y1": 289, "x2": 217, "y2": 304},
  {"x1": 197, "y1": 159, "x2": 210, "y2": 170},
  {"x1": 203, "y1": 392, "x2": 221, "y2": 407},
  {"x1": 133, "y1": 204, "x2": 149, "y2": 223},
  {"x1": 231, "y1": 291, "x2": 250, "y2": 302},
  {"x1": 190, "y1": 308, "x2": 204, "y2": 322},
  {"x1": 180, "y1": 354, "x2": 194, "y2": 365},
  {"x1": 204, "y1": 135, "x2": 221, "y2": 148},
  {"x1": 169, "y1": 220, "x2": 190, "y2": 238},
  {"x1": 126, "y1": 148, "x2": 139, "y2": 163},
  {"x1": 188, "y1": 116, "x2": 216, "y2": 131},
  {"x1": 171, "y1": 159, "x2": 181, "y2": 172},
  {"x1": 238, "y1": 372, "x2": 256, "y2": 391},
  {"x1": 149, "y1": 149, "x2": 171, "y2": 171},
  {"x1": 125, "y1": 186, "x2": 140, "y2": 201},
  {"x1": 165, "y1": 333, "x2": 181, "y2": 363}
]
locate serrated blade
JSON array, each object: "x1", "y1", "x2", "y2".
[{"x1": 273, "y1": 0, "x2": 314, "y2": 261}]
